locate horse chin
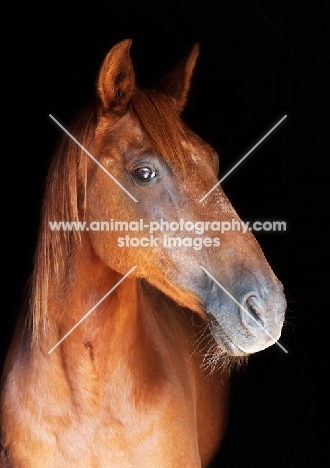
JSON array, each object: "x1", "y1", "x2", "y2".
[{"x1": 206, "y1": 311, "x2": 250, "y2": 358}]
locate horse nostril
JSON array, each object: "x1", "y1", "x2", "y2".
[
  {"x1": 246, "y1": 296, "x2": 260, "y2": 319},
  {"x1": 241, "y1": 295, "x2": 264, "y2": 332}
]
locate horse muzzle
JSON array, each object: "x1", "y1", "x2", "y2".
[{"x1": 204, "y1": 277, "x2": 286, "y2": 356}]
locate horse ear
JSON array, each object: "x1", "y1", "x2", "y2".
[
  {"x1": 97, "y1": 39, "x2": 135, "y2": 114},
  {"x1": 157, "y1": 44, "x2": 200, "y2": 113}
]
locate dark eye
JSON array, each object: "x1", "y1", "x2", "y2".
[{"x1": 133, "y1": 166, "x2": 157, "y2": 181}]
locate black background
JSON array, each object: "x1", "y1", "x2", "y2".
[{"x1": 1, "y1": 1, "x2": 329, "y2": 466}]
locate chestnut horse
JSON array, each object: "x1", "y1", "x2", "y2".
[{"x1": 1, "y1": 40, "x2": 286, "y2": 467}]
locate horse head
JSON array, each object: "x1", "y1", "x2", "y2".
[{"x1": 86, "y1": 39, "x2": 286, "y2": 357}]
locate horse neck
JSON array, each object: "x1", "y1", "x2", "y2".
[
  {"x1": 46, "y1": 236, "x2": 141, "y2": 357},
  {"x1": 45, "y1": 236, "x2": 189, "y2": 381},
  {"x1": 27, "y1": 236, "x2": 202, "y2": 417}
]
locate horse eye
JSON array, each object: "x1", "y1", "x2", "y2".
[{"x1": 133, "y1": 166, "x2": 157, "y2": 180}]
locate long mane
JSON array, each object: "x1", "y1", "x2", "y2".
[
  {"x1": 30, "y1": 103, "x2": 98, "y2": 344},
  {"x1": 29, "y1": 88, "x2": 189, "y2": 344}
]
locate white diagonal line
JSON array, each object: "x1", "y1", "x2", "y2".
[
  {"x1": 49, "y1": 114, "x2": 138, "y2": 203},
  {"x1": 199, "y1": 115, "x2": 287, "y2": 203},
  {"x1": 48, "y1": 266, "x2": 137, "y2": 354},
  {"x1": 200, "y1": 266, "x2": 288, "y2": 353}
]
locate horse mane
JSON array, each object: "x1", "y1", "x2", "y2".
[
  {"x1": 131, "y1": 87, "x2": 189, "y2": 171},
  {"x1": 29, "y1": 103, "x2": 98, "y2": 344},
  {"x1": 29, "y1": 87, "x2": 189, "y2": 345}
]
